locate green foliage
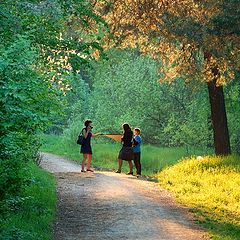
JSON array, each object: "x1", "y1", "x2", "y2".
[
  {"x1": 0, "y1": 1, "x2": 108, "y2": 237},
  {"x1": 1, "y1": 0, "x2": 108, "y2": 225},
  {"x1": 0, "y1": 36, "x2": 60, "y2": 199},
  {"x1": 0, "y1": 36, "x2": 57, "y2": 133},
  {"x1": 224, "y1": 78, "x2": 240, "y2": 154},
  {"x1": 64, "y1": 73, "x2": 91, "y2": 121},
  {"x1": 70, "y1": 49, "x2": 213, "y2": 148},
  {"x1": 62, "y1": 49, "x2": 239, "y2": 153},
  {"x1": 0, "y1": 0, "x2": 239, "y2": 237},
  {"x1": 157, "y1": 155, "x2": 240, "y2": 240},
  {"x1": 0, "y1": 162, "x2": 56, "y2": 240},
  {"x1": 0, "y1": 0, "x2": 108, "y2": 67}
]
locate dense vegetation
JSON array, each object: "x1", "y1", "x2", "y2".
[
  {"x1": 0, "y1": 162, "x2": 56, "y2": 240},
  {"x1": 0, "y1": 0, "x2": 105, "y2": 238},
  {"x1": 0, "y1": 36, "x2": 59, "y2": 238},
  {"x1": 96, "y1": 0, "x2": 240, "y2": 155},
  {"x1": 0, "y1": 0, "x2": 239, "y2": 239},
  {"x1": 56, "y1": 49, "x2": 240, "y2": 154}
]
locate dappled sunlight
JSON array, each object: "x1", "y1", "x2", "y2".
[
  {"x1": 93, "y1": 171, "x2": 136, "y2": 200},
  {"x1": 41, "y1": 152, "x2": 210, "y2": 239},
  {"x1": 82, "y1": 171, "x2": 209, "y2": 239}
]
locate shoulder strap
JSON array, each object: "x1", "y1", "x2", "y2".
[{"x1": 79, "y1": 128, "x2": 85, "y2": 136}]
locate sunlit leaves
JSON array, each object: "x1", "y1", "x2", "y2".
[{"x1": 96, "y1": 0, "x2": 240, "y2": 84}]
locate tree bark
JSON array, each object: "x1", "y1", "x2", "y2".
[{"x1": 207, "y1": 80, "x2": 231, "y2": 155}]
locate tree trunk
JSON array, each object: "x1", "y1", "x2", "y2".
[{"x1": 207, "y1": 80, "x2": 231, "y2": 155}]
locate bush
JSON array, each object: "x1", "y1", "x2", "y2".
[{"x1": 0, "y1": 162, "x2": 56, "y2": 240}]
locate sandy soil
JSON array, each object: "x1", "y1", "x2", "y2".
[{"x1": 41, "y1": 152, "x2": 209, "y2": 240}]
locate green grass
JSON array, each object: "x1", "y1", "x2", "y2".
[
  {"x1": 40, "y1": 134, "x2": 210, "y2": 175},
  {"x1": 0, "y1": 162, "x2": 56, "y2": 240},
  {"x1": 157, "y1": 155, "x2": 240, "y2": 240}
]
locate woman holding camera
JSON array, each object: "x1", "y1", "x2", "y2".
[{"x1": 80, "y1": 119, "x2": 100, "y2": 172}]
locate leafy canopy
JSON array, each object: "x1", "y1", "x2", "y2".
[{"x1": 96, "y1": 0, "x2": 240, "y2": 84}]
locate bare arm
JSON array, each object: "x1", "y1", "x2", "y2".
[{"x1": 92, "y1": 133, "x2": 102, "y2": 138}]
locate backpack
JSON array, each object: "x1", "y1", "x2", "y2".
[{"x1": 76, "y1": 129, "x2": 84, "y2": 145}]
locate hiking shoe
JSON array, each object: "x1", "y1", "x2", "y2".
[
  {"x1": 115, "y1": 170, "x2": 121, "y2": 173},
  {"x1": 127, "y1": 172, "x2": 133, "y2": 175},
  {"x1": 81, "y1": 170, "x2": 85, "y2": 173},
  {"x1": 86, "y1": 169, "x2": 94, "y2": 172}
]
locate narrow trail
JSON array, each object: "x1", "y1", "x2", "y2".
[{"x1": 41, "y1": 153, "x2": 209, "y2": 240}]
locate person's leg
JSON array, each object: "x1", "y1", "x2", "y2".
[
  {"x1": 82, "y1": 154, "x2": 87, "y2": 171},
  {"x1": 116, "y1": 159, "x2": 123, "y2": 173},
  {"x1": 127, "y1": 160, "x2": 133, "y2": 174},
  {"x1": 86, "y1": 154, "x2": 93, "y2": 170},
  {"x1": 133, "y1": 153, "x2": 139, "y2": 175},
  {"x1": 137, "y1": 153, "x2": 141, "y2": 175},
  {"x1": 133, "y1": 153, "x2": 141, "y2": 175}
]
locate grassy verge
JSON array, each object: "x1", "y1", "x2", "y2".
[
  {"x1": 157, "y1": 155, "x2": 240, "y2": 240},
  {"x1": 0, "y1": 162, "x2": 56, "y2": 240},
  {"x1": 40, "y1": 134, "x2": 210, "y2": 175}
]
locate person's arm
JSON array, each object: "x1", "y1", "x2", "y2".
[
  {"x1": 121, "y1": 132, "x2": 127, "y2": 142},
  {"x1": 92, "y1": 133, "x2": 102, "y2": 138},
  {"x1": 83, "y1": 128, "x2": 90, "y2": 139},
  {"x1": 133, "y1": 138, "x2": 139, "y2": 146},
  {"x1": 133, "y1": 136, "x2": 141, "y2": 146}
]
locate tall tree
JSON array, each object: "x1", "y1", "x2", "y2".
[
  {"x1": 96, "y1": 0, "x2": 240, "y2": 155},
  {"x1": 0, "y1": 0, "x2": 107, "y2": 200}
]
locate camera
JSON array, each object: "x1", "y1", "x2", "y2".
[{"x1": 89, "y1": 126, "x2": 93, "y2": 129}]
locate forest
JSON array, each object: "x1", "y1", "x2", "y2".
[{"x1": 0, "y1": 0, "x2": 239, "y2": 239}]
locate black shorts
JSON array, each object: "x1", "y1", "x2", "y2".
[
  {"x1": 118, "y1": 146, "x2": 133, "y2": 161},
  {"x1": 80, "y1": 145, "x2": 92, "y2": 154}
]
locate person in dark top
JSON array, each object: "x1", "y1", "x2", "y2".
[
  {"x1": 80, "y1": 120, "x2": 101, "y2": 172},
  {"x1": 116, "y1": 123, "x2": 134, "y2": 175}
]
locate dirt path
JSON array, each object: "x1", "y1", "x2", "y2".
[{"x1": 41, "y1": 153, "x2": 209, "y2": 240}]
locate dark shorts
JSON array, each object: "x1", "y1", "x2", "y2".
[
  {"x1": 80, "y1": 145, "x2": 92, "y2": 154},
  {"x1": 118, "y1": 146, "x2": 133, "y2": 161}
]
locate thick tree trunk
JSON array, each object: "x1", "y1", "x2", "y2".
[{"x1": 207, "y1": 80, "x2": 231, "y2": 155}]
